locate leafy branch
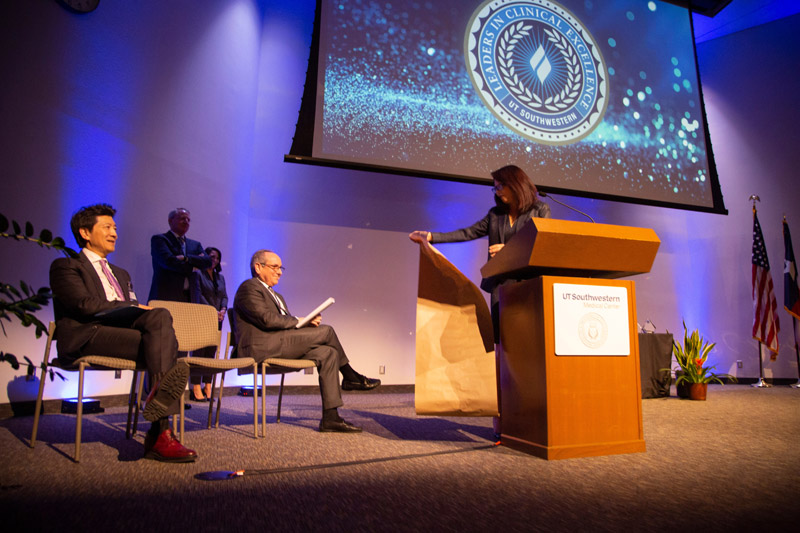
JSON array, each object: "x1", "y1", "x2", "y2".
[
  {"x1": 0, "y1": 281, "x2": 51, "y2": 338},
  {"x1": 0, "y1": 212, "x2": 79, "y2": 259},
  {"x1": 0, "y1": 351, "x2": 65, "y2": 382},
  {"x1": 1, "y1": 211, "x2": 77, "y2": 381}
]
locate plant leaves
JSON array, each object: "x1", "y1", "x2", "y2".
[
  {"x1": 6, "y1": 284, "x2": 21, "y2": 298},
  {"x1": 39, "y1": 228, "x2": 53, "y2": 243},
  {"x1": 25, "y1": 221, "x2": 34, "y2": 237},
  {"x1": 1, "y1": 352, "x2": 21, "y2": 370},
  {"x1": 0, "y1": 213, "x2": 8, "y2": 233},
  {"x1": 12, "y1": 220, "x2": 22, "y2": 235}
]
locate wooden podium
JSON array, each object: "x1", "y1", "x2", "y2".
[{"x1": 480, "y1": 218, "x2": 660, "y2": 460}]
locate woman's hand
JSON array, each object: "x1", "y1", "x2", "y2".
[
  {"x1": 488, "y1": 243, "x2": 505, "y2": 258},
  {"x1": 409, "y1": 231, "x2": 432, "y2": 244}
]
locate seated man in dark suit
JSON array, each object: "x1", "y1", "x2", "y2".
[
  {"x1": 233, "y1": 249, "x2": 380, "y2": 433},
  {"x1": 148, "y1": 207, "x2": 211, "y2": 303},
  {"x1": 49, "y1": 204, "x2": 197, "y2": 463}
]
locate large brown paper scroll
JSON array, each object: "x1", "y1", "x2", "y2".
[{"x1": 415, "y1": 241, "x2": 499, "y2": 416}]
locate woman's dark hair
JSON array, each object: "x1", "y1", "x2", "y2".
[
  {"x1": 205, "y1": 247, "x2": 222, "y2": 273},
  {"x1": 70, "y1": 203, "x2": 116, "y2": 248},
  {"x1": 491, "y1": 165, "x2": 539, "y2": 213}
]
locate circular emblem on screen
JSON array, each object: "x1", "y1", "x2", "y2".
[
  {"x1": 577, "y1": 313, "x2": 608, "y2": 349},
  {"x1": 465, "y1": 0, "x2": 608, "y2": 145}
]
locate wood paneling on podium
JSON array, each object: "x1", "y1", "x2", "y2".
[
  {"x1": 481, "y1": 218, "x2": 660, "y2": 280},
  {"x1": 499, "y1": 276, "x2": 645, "y2": 460}
]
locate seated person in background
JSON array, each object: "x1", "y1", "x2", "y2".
[
  {"x1": 233, "y1": 249, "x2": 380, "y2": 433},
  {"x1": 188, "y1": 246, "x2": 228, "y2": 401},
  {"x1": 49, "y1": 203, "x2": 197, "y2": 463}
]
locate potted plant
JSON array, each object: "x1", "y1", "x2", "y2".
[{"x1": 670, "y1": 322, "x2": 736, "y2": 400}]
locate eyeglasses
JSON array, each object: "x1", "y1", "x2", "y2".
[
  {"x1": 491, "y1": 183, "x2": 505, "y2": 193},
  {"x1": 258, "y1": 263, "x2": 285, "y2": 272}
]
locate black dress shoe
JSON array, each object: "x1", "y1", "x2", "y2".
[
  {"x1": 319, "y1": 418, "x2": 363, "y2": 433},
  {"x1": 341, "y1": 375, "x2": 381, "y2": 391},
  {"x1": 189, "y1": 390, "x2": 208, "y2": 402}
]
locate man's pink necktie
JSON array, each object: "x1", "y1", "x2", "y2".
[{"x1": 100, "y1": 259, "x2": 125, "y2": 301}]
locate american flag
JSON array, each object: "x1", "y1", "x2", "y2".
[{"x1": 752, "y1": 210, "x2": 780, "y2": 357}]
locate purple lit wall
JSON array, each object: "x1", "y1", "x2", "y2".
[{"x1": 1, "y1": 1, "x2": 798, "y2": 405}]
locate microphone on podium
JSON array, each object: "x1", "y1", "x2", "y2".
[{"x1": 539, "y1": 191, "x2": 595, "y2": 223}]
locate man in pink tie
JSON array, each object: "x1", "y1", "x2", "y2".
[{"x1": 49, "y1": 204, "x2": 197, "y2": 463}]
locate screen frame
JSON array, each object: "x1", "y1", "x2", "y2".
[{"x1": 285, "y1": 0, "x2": 727, "y2": 215}]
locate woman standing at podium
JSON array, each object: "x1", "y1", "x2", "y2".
[
  {"x1": 410, "y1": 165, "x2": 549, "y2": 439},
  {"x1": 409, "y1": 164, "x2": 550, "y2": 341}
]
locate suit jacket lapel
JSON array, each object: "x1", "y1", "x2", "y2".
[
  {"x1": 164, "y1": 232, "x2": 182, "y2": 254},
  {"x1": 78, "y1": 253, "x2": 131, "y2": 302},
  {"x1": 256, "y1": 280, "x2": 288, "y2": 315},
  {"x1": 275, "y1": 291, "x2": 290, "y2": 315},
  {"x1": 77, "y1": 253, "x2": 107, "y2": 300}
]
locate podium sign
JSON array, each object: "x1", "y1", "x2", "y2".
[{"x1": 553, "y1": 283, "x2": 630, "y2": 356}]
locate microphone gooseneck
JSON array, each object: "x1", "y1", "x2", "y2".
[{"x1": 539, "y1": 191, "x2": 596, "y2": 223}]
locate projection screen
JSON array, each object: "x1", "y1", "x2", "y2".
[{"x1": 286, "y1": 0, "x2": 726, "y2": 213}]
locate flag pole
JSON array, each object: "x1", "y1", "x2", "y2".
[
  {"x1": 752, "y1": 342, "x2": 772, "y2": 388},
  {"x1": 750, "y1": 197, "x2": 772, "y2": 388},
  {"x1": 792, "y1": 317, "x2": 800, "y2": 388},
  {"x1": 784, "y1": 215, "x2": 800, "y2": 388}
]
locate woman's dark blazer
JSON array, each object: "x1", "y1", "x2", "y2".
[
  {"x1": 429, "y1": 201, "x2": 551, "y2": 259},
  {"x1": 189, "y1": 270, "x2": 228, "y2": 314}
]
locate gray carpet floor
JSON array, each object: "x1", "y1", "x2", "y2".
[{"x1": 1, "y1": 385, "x2": 798, "y2": 532}]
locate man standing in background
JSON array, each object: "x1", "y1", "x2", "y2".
[{"x1": 148, "y1": 208, "x2": 211, "y2": 303}]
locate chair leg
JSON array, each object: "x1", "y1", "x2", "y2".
[
  {"x1": 276, "y1": 374, "x2": 286, "y2": 423},
  {"x1": 261, "y1": 365, "x2": 267, "y2": 438},
  {"x1": 75, "y1": 363, "x2": 86, "y2": 463},
  {"x1": 133, "y1": 373, "x2": 144, "y2": 436},
  {"x1": 251, "y1": 366, "x2": 258, "y2": 439},
  {"x1": 30, "y1": 362, "x2": 49, "y2": 448},
  {"x1": 206, "y1": 373, "x2": 215, "y2": 429},
  {"x1": 215, "y1": 373, "x2": 225, "y2": 428},
  {"x1": 125, "y1": 371, "x2": 138, "y2": 439},
  {"x1": 180, "y1": 386, "x2": 186, "y2": 442}
]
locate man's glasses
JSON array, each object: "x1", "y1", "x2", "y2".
[{"x1": 259, "y1": 263, "x2": 285, "y2": 272}]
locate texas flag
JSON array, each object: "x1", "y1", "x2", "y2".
[{"x1": 784, "y1": 218, "x2": 800, "y2": 320}]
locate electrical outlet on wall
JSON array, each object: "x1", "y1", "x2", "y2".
[
  {"x1": 379, "y1": 365, "x2": 385, "y2": 375},
  {"x1": 304, "y1": 367, "x2": 314, "y2": 375},
  {"x1": 736, "y1": 360, "x2": 743, "y2": 369},
  {"x1": 114, "y1": 370, "x2": 122, "y2": 379}
]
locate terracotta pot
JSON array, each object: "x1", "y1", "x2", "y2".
[{"x1": 688, "y1": 383, "x2": 707, "y2": 401}]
